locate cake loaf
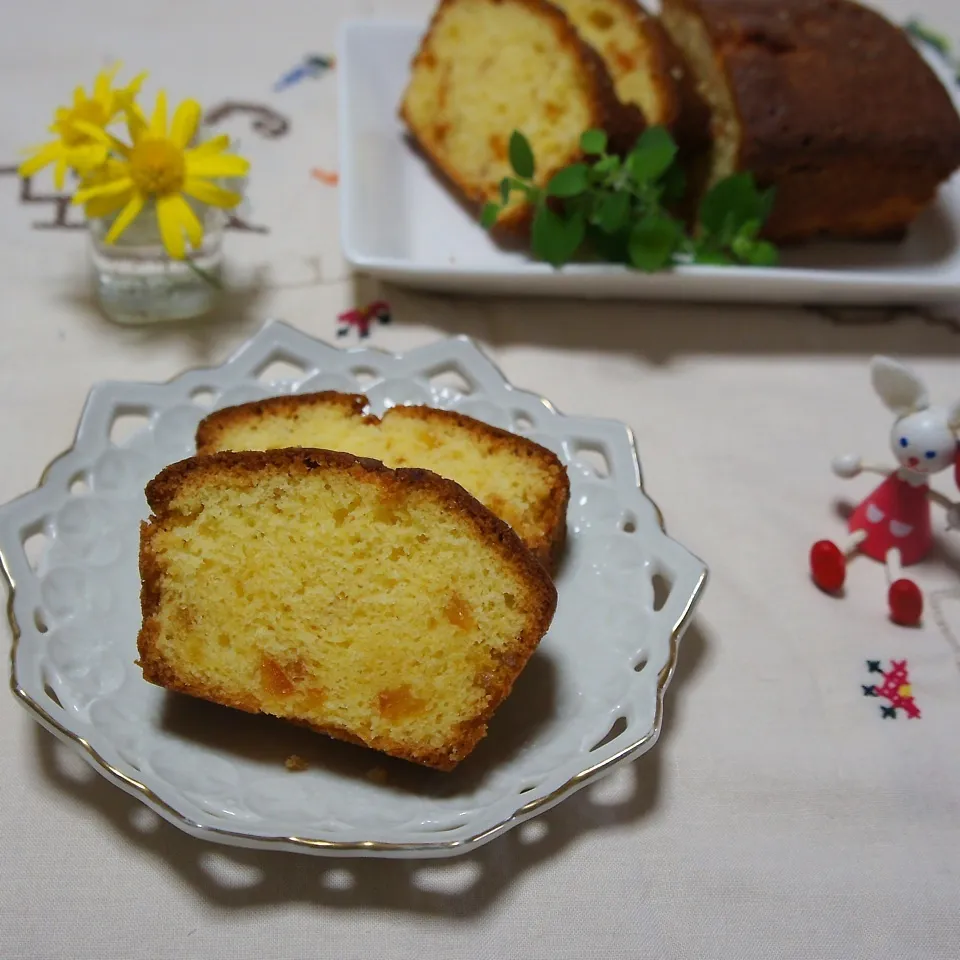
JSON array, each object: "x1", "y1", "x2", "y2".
[
  {"x1": 399, "y1": 0, "x2": 644, "y2": 228},
  {"x1": 661, "y1": 0, "x2": 960, "y2": 241},
  {"x1": 196, "y1": 392, "x2": 569, "y2": 571},
  {"x1": 137, "y1": 449, "x2": 558, "y2": 771}
]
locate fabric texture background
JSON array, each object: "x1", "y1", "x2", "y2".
[{"x1": 2, "y1": 1, "x2": 960, "y2": 957}]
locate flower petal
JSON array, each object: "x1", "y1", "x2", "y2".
[
  {"x1": 66, "y1": 144, "x2": 110, "y2": 173},
  {"x1": 54, "y1": 156, "x2": 69, "y2": 190},
  {"x1": 73, "y1": 85, "x2": 86, "y2": 107},
  {"x1": 71, "y1": 119, "x2": 112, "y2": 144},
  {"x1": 18, "y1": 141, "x2": 62, "y2": 178},
  {"x1": 182, "y1": 178, "x2": 241, "y2": 209},
  {"x1": 84, "y1": 191, "x2": 130, "y2": 219},
  {"x1": 115, "y1": 72, "x2": 147, "y2": 115},
  {"x1": 170, "y1": 99, "x2": 202, "y2": 148},
  {"x1": 174, "y1": 194, "x2": 204, "y2": 248},
  {"x1": 191, "y1": 134, "x2": 230, "y2": 156},
  {"x1": 104, "y1": 192, "x2": 146, "y2": 244},
  {"x1": 156, "y1": 193, "x2": 187, "y2": 259},
  {"x1": 126, "y1": 103, "x2": 149, "y2": 144},
  {"x1": 94, "y1": 63, "x2": 121, "y2": 102},
  {"x1": 185, "y1": 153, "x2": 250, "y2": 178},
  {"x1": 149, "y1": 91, "x2": 167, "y2": 139},
  {"x1": 73, "y1": 176, "x2": 135, "y2": 204}
]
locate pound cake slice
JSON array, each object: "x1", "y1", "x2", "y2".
[
  {"x1": 196, "y1": 392, "x2": 569, "y2": 572},
  {"x1": 550, "y1": 0, "x2": 710, "y2": 152},
  {"x1": 138, "y1": 449, "x2": 558, "y2": 771},
  {"x1": 400, "y1": 0, "x2": 643, "y2": 228},
  {"x1": 660, "y1": 0, "x2": 960, "y2": 242}
]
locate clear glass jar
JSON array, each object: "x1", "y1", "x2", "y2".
[{"x1": 88, "y1": 201, "x2": 225, "y2": 325}]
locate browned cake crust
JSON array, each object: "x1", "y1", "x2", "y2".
[
  {"x1": 138, "y1": 448, "x2": 559, "y2": 771},
  {"x1": 663, "y1": 0, "x2": 960, "y2": 241},
  {"x1": 590, "y1": 0, "x2": 711, "y2": 153},
  {"x1": 400, "y1": 0, "x2": 645, "y2": 229},
  {"x1": 650, "y1": 15, "x2": 712, "y2": 157},
  {"x1": 195, "y1": 391, "x2": 570, "y2": 573}
]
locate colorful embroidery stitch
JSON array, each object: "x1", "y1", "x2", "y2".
[
  {"x1": 863, "y1": 659, "x2": 921, "y2": 719},
  {"x1": 310, "y1": 167, "x2": 339, "y2": 186},
  {"x1": 337, "y1": 301, "x2": 391, "y2": 340},
  {"x1": 274, "y1": 55, "x2": 336, "y2": 92}
]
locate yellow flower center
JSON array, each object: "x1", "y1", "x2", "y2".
[
  {"x1": 59, "y1": 100, "x2": 109, "y2": 146},
  {"x1": 129, "y1": 138, "x2": 185, "y2": 196}
]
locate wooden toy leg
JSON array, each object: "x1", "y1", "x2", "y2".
[
  {"x1": 810, "y1": 530, "x2": 864, "y2": 593},
  {"x1": 886, "y1": 548, "x2": 923, "y2": 626},
  {"x1": 841, "y1": 530, "x2": 867, "y2": 554}
]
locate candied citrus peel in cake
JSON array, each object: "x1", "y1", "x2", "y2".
[{"x1": 137, "y1": 449, "x2": 557, "y2": 771}]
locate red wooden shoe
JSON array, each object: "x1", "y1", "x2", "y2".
[
  {"x1": 889, "y1": 579, "x2": 923, "y2": 626},
  {"x1": 810, "y1": 540, "x2": 845, "y2": 592}
]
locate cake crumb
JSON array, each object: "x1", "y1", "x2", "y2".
[
  {"x1": 366, "y1": 766, "x2": 389, "y2": 784},
  {"x1": 285, "y1": 754, "x2": 309, "y2": 772}
]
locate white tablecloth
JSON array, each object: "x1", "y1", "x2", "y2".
[{"x1": 3, "y1": 1, "x2": 960, "y2": 958}]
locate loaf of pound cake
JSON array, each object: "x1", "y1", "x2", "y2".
[
  {"x1": 400, "y1": 0, "x2": 644, "y2": 228},
  {"x1": 660, "y1": 0, "x2": 960, "y2": 242},
  {"x1": 196, "y1": 392, "x2": 569, "y2": 571},
  {"x1": 137, "y1": 449, "x2": 558, "y2": 771}
]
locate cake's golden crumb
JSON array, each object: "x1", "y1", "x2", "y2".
[
  {"x1": 137, "y1": 448, "x2": 558, "y2": 771},
  {"x1": 196, "y1": 392, "x2": 569, "y2": 572},
  {"x1": 550, "y1": 0, "x2": 709, "y2": 153},
  {"x1": 285, "y1": 754, "x2": 309, "y2": 772},
  {"x1": 661, "y1": 0, "x2": 960, "y2": 241},
  {"x1": 399, "y1": 0, "x2": 642, "y2": 228}
]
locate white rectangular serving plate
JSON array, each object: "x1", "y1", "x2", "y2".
[{"x1": 337, "y1": 19, "x2": 960, "y2": 304}]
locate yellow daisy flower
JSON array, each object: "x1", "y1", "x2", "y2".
[
  {"x1": 74, "y1": 91, "x2": 249, "y2": 260},
  {"x1": 19, "y1": 64, "x2": 144, "y2": 189}
]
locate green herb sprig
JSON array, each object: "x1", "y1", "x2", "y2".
[
  {"x1": 480, "y1": 127, "x2": 777, "y2": 271},
  {"x1": 905, "y1": 18, "x2": 960, "y2": 83}
]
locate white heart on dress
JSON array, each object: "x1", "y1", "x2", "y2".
[
  {"x1": 890, "y1": 520, "x2": 914, "y2": 538},
  {"x1": 866, "y1": 503, "x2": 885, "y2": 523}
]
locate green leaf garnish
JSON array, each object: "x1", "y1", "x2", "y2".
[
  {"x1": 480, "y1": 202, "x2": 500, "y2": 229},
  {"x1": 628, "y1": 214, "x2": 683, "y2": 272},
  {"x1": 580, "y1": 129, "x2": 607, "y2": 155},
  {"x1": 509, "y1": 131, "x2": 535, "y2": 179},
  {"x1": 905, "y1": 18, "x2": 951, "y2": 57},
  {"x1": 699, "y1": 173, "x2": 773, "y2": 240},
  {"x1": 625, "y1": 126, "x2": 678, "y2": 184},
  {"x1": 531, "y1": 205, "x2": 586, "y2": 268},
  {"x1": 547, "y1": 164, "x2": 589, "y2": 198},
  {"x1": 592, "y1": 191, "x2": 630, "y2": 234},
  {"x1": 591, "y1": 154, "x2": 620, "y2": 178},
  {"x1": 478, "y1": 125, "x2": 778, "y2": 271}
]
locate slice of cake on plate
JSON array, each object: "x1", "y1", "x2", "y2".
[
  {"x1": 137, "y1": 449, "x2": 557, "y2": 771},
  {"x1": 196, "y1": 392, "x2": 569, "y2": 571}
]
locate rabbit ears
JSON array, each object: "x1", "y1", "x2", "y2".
[
  {"x1": 871, "y1": 356, "x2": 929, "y2": 414},
  {"x1": 871, "y1": 356, "x2": 960, "y2": 427}
]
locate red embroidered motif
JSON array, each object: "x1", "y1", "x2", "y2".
[
  {"x1": 309, "y1": 167, "x2": 339, "y2": 186},
  {"x1": 337, "y1": 301, "x2": 391, "y2": 339},
  {"x1": 863, "y1": 659, "x2": 921, "y2": 718}
]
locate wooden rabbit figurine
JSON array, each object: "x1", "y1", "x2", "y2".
[{"x1": 809, "y1": 356, "x2": 960, "y2": 626}]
